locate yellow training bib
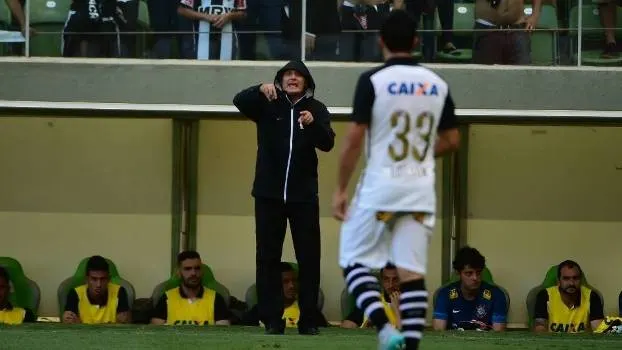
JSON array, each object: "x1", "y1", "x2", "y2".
[
  {"x1": 546, "y1": 286, "x2": 591, "y2": 333},
  {"x1": 75, "y1": 283, "x2": 120, "y2": 324},
  {"x1": 0, "y1": 307, "x2": 26, "y2": 325},
  {"x1": 166, "y1": 287, "x2": 216, "y2": 326}
]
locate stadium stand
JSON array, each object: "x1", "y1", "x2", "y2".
[
  {"x1": 528, "y1": 4, "x2": 559, "y2": 65},
  {"x1": 0, "y1": 257, "x2": 41, "y2": 316},
  {"x1": 57, "y1": 257, "x2": 136, "y2": 317},
  {"x1": 569, "y1": 4, "x2": 622, "y2": 66},
  {"x1": 525, "y1": 264, "x2": 604, "y2": 328},
  {"x1": 435, "y1": 2, "x2": 474, "y2": 63},
  {"x1": 28, "y1": 0, "x2": 71, "y2": 57},
  {"x1": 150, "y1": 263, "x2": 231, "y2": 307}
]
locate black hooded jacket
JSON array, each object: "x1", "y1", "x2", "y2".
[{"x1": 233, "y1": 60, "x2": 335, "y2": 203}]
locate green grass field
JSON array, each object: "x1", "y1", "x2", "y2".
[{"x1": 2, "y1": 325, "x2": 622, "y2": 349}]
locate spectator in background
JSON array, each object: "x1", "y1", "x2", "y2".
[
  {"x1": 62, "y1": 0, "x2": 129, "y2": 57},
  {"x1": 147, "y1": 0, "x2": 180, "y2": 58},
  {"x1": 340, "y1": 0, "x2": 390, "y2": 62},
  {"x1": 177, "y1": 0, "x2": 247, "y2": 60},
  {"x1": 432, "y1": 247, "x2": 507, "y2": 331},
  {"x1": 594, "y1": 0, "x2": 619, "y2": 58},
  {"x1": 473, "y1": 0, "x2": 542, "y2": 65},
  {"x1": 242, "y1": 262, "x2": 329, "y2": 328},
  {"x1": 533, "y1": 260, "x2": 604, "y2": 333},
  {"x1": 117, "y1": 0, "x2": 139, "y2": 57},
  {"x1": 233, "y1": 60, "x2": 335, "y2": 336},
  {"x1": 63, "y1": 255, "x2": 131, "y2": 324},
  {"x1": 280, "y1": 0, "x2": 342, "y2": 60},
  {"x1": 0, "y1": 267, "x2": 36, "y2": 325},
  {"x1": 341, "y1": 264, "x2": 401, "y2": 329},
  {"x1": 151, "y1": 251, "x2": 230, "y2": 326}
]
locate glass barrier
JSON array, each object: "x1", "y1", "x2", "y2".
[{"x1": 12, "y1": 0, "x2": 622, "y2": 65}]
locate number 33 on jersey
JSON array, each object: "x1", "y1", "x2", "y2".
[{"x1": 350, "y1": 59, "x2": 458, "y2": 214}]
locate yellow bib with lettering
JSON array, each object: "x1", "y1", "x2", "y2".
[
  {"x1": 361, "y1": 295, "x2": 398, "y2": 328},
  {"x1": 166, "y1": 287, "x2": 216, "y2": 326},
  {"x1": 546, "y1": 286, "x2": 591, "y2": 333},
  {"x1": 283, "y1": 301, "x2": 300, "y2": 328},
  {"x1": 0, "y1": 308, "x2": 26, "y2": 325},
  {"x1": 76, "y1": 283, "x2": 120, "y2": 324}
]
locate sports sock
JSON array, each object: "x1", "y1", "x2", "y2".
[
  {"x1": 400, "y1": 279, "x2": 428, "y2": 350},
  {"x1": 344, "y1": 264, "x2": 389, "y2": 331}
]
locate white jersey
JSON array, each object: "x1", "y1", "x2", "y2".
[{"x1": 350, "y1": 57, "x2": 457, "y2": 214}]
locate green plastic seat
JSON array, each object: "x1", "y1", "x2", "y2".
[
  {"x1": 525, "y1": 4, "x2": 559, "y2": 65},
  {"x1": 245, "y1": 262, "x2": 325, "y2": 311},
  {"x1": 57, "y1": 257, "x2": 136, "y2": 318},
  {"x1": 569, "y1": 5, "x2": 622, "y2": 66},
  {"x1": 0, "y1": 257, "x2": 41, "y2": 315},
  {"x1": 435, "y1": 3, "x2": 474, "y2": 63},
  {"x1": 525, "y1": 264, "x2": 603, "y2": 328},
  {"x1": 151, "y1": 264, "x2": 231, "y2": 308},
  {"x1": 29, "y1": 0, "x2": 71, "y2": 57}
]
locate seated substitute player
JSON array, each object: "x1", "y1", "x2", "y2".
[
  {"x1": 177, "y1": 0, "x2": 247, "y2": 60},
  {"x1": 242, "y1": 262, "x2": 328, "y2": 328},
  {"x1": 151, "y1": 251, "x2": 230, "y2": 326},
  {"x1": 533, "y1": 260, "x2": 604, "y2": 333},
  {"x1": 332, "y1": 9, "x2": 460, "y2": 350},
  {"x1": 63, "y1": 255, "x2": 131, "y2": 324},
  {"x1": 0, "y1": 267, "x2": 36, "y2": 325},
  {"x1": 341, "y1": 263, "x2": 402, "y2": 329},
  {"x1": 432, "y1": 247, "x2": 507, "y2": 331}
]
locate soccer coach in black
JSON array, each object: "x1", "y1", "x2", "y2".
[{"x1": 233, "y1": 60, "x2": 335, "y2": 335}]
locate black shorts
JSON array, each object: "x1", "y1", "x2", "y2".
[{"x1": 62, "y1": 11, "x2": 122, "y2": 57}]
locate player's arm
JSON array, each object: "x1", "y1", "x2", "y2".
[
  {"x1": 62, "y1": 289, "x2": 81, "y2": 324},
  {"x1": 177, "y1": 0, "x2": 210, "y2": 21},
  {"x1": 432, "y1": 289, "x2": 450, "y2": 331},
  {"x1": 213, "y1": 293, "x2": 231, "y2": 325},
  {"x1": 150, "y1": 294, "x2": 168, "y2": 325},
  {"x1": 336, "y1": 73, "x2": 374, "y2": 193},
  {"x1": 533, "y1": 289, "x2": 549, "y2": 333},
  {"x1": 491, "y1": 288, "x2": 508, "y2": 331},
  {"x1": 435, "y1": 91, "x2": 460, "y2": 158},
  {"x1": 116, "y1": 287, "x2": 132, "y2": 324},
  {"x1": 340, "y1": 308, "x2": 364, "y2": 328},
  {"x1": 309, "y1": 104, "x2": 336, "y2": 152},
  {"x1": 589, "y1": 291, "x2": 605, "y2": 330}
]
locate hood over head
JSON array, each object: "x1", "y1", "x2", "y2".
[{"x1": 274, "y1": 60, "x2": 315, "y2": 98}]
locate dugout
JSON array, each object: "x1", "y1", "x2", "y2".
[{"x1": 0, "y1": 58, "x2": 621, "y2": 327}]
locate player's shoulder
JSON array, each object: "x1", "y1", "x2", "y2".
[{"x1": 440, "y1": 281, "x2": 461, "y2": 298}]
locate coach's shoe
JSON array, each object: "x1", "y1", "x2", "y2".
[
  {"x1": 298, "y1": 326, "x2": 320, "y2": 335},
  {"x1": 265, "y1": 322, "x2": 285, "y2": 335},
  {"x1": 378, "y1": 324, "x2": 405, "y2": 350}
]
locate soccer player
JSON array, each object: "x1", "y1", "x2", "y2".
[
  {"x1": 533, "y1": 260, "x2": 604, "y2": 333},
  {"x1": 0, "y1": 267, "x2": 36, "y2": 325},
  {"x1": 332, "y1": 9, "x2": 460, "y2": 350},
  {"x1": 177, "y1": 0, "x2": 247, "y2": 60},
  {"x1": 151, "y1": 251, "x2": 230, "y2": 326},
  {"x1": 341, "y1": 264, "x2": 402, "y2": 329},
  {"x1": 432, "y1": 247, "x2": 507, "y2": 331},
  {"x1": 63, "y1": 255, "x2": 131, "y2": 324}
]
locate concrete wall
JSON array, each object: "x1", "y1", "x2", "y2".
[
  {"x1": 0, "y1": 116, "x2": 172, "y2": 317},
  {"x1": 1, "y1": 58, "x2": 621, "y2": 111}
]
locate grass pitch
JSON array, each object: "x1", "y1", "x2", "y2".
[{"x1": 1, "y1": 324, "x2": 622, "y2": 349}]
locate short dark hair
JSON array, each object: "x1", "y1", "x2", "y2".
[
  {"x1": 380, "y1": 9, "x2": 418, "y2": 53},
  {"x1": 280, "y1": 262, "x2": 294, "y2": 273},
  {"x1": 452, "y1": 246, "x2": 486, "y2": 272},
  {"x1": 557, "y1": 260, "x2": 582, "y2": 279},
  {"x1": 86, "y1": 255, "x2": 109, "y2": 275},
  {"x1": 381, "y1": 263, "x2": 397, "y2": 274},
  {"x1": 177, "y1": 250, "x2": 201, "y2": 265},
  {"x1": 0, "y1": 267, "x2": 9, "y2": 284}
]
